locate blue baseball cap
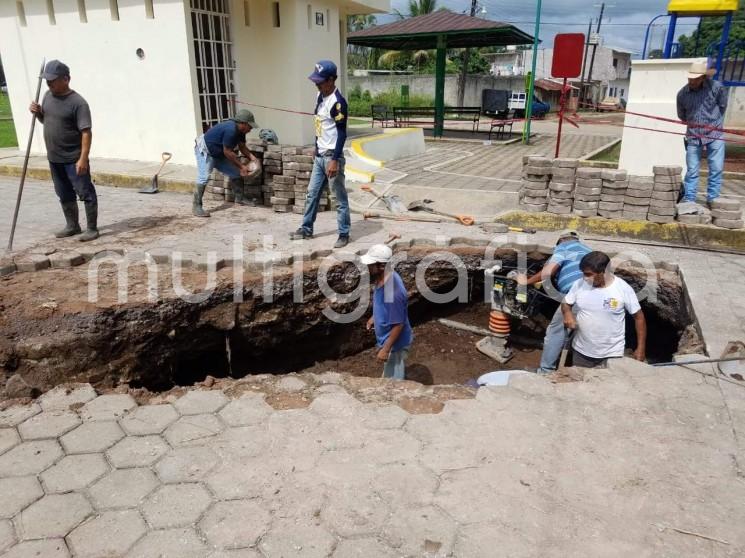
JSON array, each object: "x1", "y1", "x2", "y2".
[{"x1": 308, "y1": 60, "x2": 337, "y2": 84}]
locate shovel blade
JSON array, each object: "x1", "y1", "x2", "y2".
[{"x1": 139, "y1": 175, "x2": 159, "y2": 194}]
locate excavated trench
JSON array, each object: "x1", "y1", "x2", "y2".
[{"x1": 0, "y1": 248, "x2": 701, "y2": 398}]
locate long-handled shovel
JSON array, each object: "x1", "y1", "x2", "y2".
[
  {"x1": 558, "y1": 328, "x2": 575, "y2": 371},
  {"x1": 139, "y1": 152, "x2": 172, "y2": 194},
  {"x1": 7, "y1": 59, "x2": 45, "y2": 252},
  {"x1": 360, "y1": 184, "x2": 407, "y2": 214},
  {"x1": 407, "y1": 200, "x2": 475, "y2": 226}
]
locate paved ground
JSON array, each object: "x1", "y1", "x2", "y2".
[{"x1": 0, "y1": 357, "x2": 744, "y2": 557}]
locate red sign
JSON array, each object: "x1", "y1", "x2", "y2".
[{"x1": 552, "y1": 33, "x2": 585, "y2": 79}]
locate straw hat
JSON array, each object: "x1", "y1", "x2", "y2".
[{"x1": 687, "y1": 61, "x2": 709, "y2": 79}]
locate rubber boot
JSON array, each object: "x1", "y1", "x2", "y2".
[
  {"x1": 54, "y1": 202, "x2": 82, "y2": 238},
  {"x1": 230, "y1": 178, "x2": 254, "y2": 206},
  {"x1": 193, "y1": 183, "x2": 210, "y2": 217},
  {"x1": 79, "y1": 202, "x2": 100, "y2": 242}
]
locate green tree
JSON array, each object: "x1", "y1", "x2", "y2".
[
  {"x1": 678, "y1": 7, "x2": 745, "y2": 57},
  {"x1": 394, "y1": 0, "x2": 438, "y2": 18}
]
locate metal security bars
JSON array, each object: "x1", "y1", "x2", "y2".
[{"x1": 190, "y1": 0, "x2": 237, "y2": 132}]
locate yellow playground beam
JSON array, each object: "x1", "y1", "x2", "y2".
[{"x1": 668, "y1": 0, "x2": 739, "y2": 13}]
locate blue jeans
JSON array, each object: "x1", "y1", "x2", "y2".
[
  {"x1": 383, "y1": 347, "x2": 409, "y2": 380},
  {"x1": 683, "y1": 138, "x2": 725, "y2": 202},
  {"x1": 195, "y1": 145, "x2": 240, "y2": 186},
  {"x1": 49, "y1": 162, "x2": 97, "y2": 204},
  {"x1": 300, "y1": 155, "x2": 350, "y2": 237},
  {"x1": 538, "y1": 306, "x2": 567, "y2": 374}
]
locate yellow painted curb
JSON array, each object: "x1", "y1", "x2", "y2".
[
  {"x1": 345, "y1": 165, "x2": 375, "y2": 183},
  {"x1": 350, "y1": 128, "x2": 421, "y2": 168}
]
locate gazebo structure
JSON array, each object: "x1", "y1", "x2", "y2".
[{"x1": 347, "y1": 12, "x2": 535, "y2": 137}]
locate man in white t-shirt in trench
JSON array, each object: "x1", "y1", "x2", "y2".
[{"x1": 561, "y1": 251, "x2": 647, "y2": 367}]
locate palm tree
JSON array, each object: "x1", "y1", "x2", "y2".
[{"x1": 394, "y1": 0, "x2": 437, "y2": 19}]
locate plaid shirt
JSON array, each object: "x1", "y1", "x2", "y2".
[{"x1": 676, "y1": 79, "x2": 728, "y2": 145}]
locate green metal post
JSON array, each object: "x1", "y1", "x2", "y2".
[
  {"x1": 434, "y1": 34, "x2": 447, "y2": 138},
  {"x1": 523, "y1": 0, "x2": 542, "y2": 144}
]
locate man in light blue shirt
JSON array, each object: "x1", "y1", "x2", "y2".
[
  {"x1": 361, "y1": 244, "x2": 413, "y2": 380},
  {"x1": 516, "y1": 229, "x2": 591, "y2": 374}
]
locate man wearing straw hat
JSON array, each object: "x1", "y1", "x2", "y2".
[{"x1": 676, "y1": 61, "x2": 729, "y2": 205}]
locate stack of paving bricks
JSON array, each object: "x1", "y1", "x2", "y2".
[
  {"x1": 623, "y1": 176, "x2": 653, "y2": 221},
  {"x1": 286, "y1": 147, "x2": 315, "y2": 215},
  {"x1": 598, "y1": 169, "x2": 627, "y2": 219},
  {"x1": 648, "y1": 166, "x2": 680, "y2": 224},
  {"x1": 573, "y1": 167, "x2": 602, "y2": 217},
  {"x1": 208, "y1": 170, "x2": 227, "y2": 201},
  {"x1": 518, "y1": 155, "x2": 550, "y2": 213},
  {"x1": 710, "y1": 197, "x2": 744, "y2": 229},
  {"x1": 268, "y1": 146, "x2": 301, "y2": 213},
  {"x1": 262, "y1": 145, "x2": 283, "y2": 206},
  {"x1": 547, "y1": 158, "x2": 578, "y2": 215}
]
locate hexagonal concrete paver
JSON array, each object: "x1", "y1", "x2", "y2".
[
  {"x1": 0, "y1": 404, "x2": 41, "y2": 428},
  {"x1": 0, "y1": 428, "x2": 20, "y2": 456},
  {"x1": 332, "y1": 538, "x2": 398, "y2": 557},
  {"x1": 88, "y1": 468, "x2": 159, "y2": 509},
  {"x1": 1, "y1": 539, "x2": 71, "y2": 558},
  {"x1": 17, "y1": 411, "x2": 80, "y2": 440},
  {"x1": 164, "y1": 414, "x2": 225, "y2": 446},
  {"x1": 218, "y1": 394, "x2": 272, "y2": 426},
  {"x1": 0, "y1": 476, "x2": 43, "y2": 519},
  {"x1": 66, "y1": 510, "x2": 146, "y2": 557},
  {"x1": 174, "y1": 390, "x2": 228, "y2": 415},
  {"x1": 19, "y1": 493, "x2": 92, "y2": 540},
  {"x1": 321, "y1": 489, "x2": 390, "y2": 537},
  {"x1": 199, "y1": 500, "x2": 270, "y2": 550},
  {"x1": 39, "y1": 385, "x2": 97, "y2": 411},
  {"x1": 106, "y1": 435, "x2": 169, "y2": 468},
  {"x1": 380, "y1": 505, "x2": 457, "y2": 557},
  {"x1": 0, "y1": 519, "x2": 16, "y2": 553},
  {"x1": 119, "y1": 404, "x2": 179, "y2": 435},
  {"x1": 141, "y1": 483, "x2": 213, "y2": 528},
  {"x1": 155, "y1": 446, "x2": 220, "y2": 483},
  {"x1": 125, "y1": 527, "x2": 207, "y2": 558},
  {"x1": 0, "y1": 440, "x2": 63, "y2": 477},
  {"x1": 259, "y1": 520, "x2": 336, "y2": 558},
  {"x1": 60, "y1": 421, "x2": 125, "y2": 454},
  {"x1": 40, "y1": 454, "x2": 109, "y2": 493},
  {"x1": 206, "y1": 550, "x2": 262, "y2": 558},
  {"x1": 80, "y1": 394, "x2": 137, "y2": 421}
]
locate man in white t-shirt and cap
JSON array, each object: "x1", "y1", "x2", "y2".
[{"x1": 561, "y1": 251, "x2": 646, "y2": 367}]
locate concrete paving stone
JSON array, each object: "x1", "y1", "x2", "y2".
[
  {"x1": 601, "y1": 180, "x2": 628, "y2": 190},
  {"x1": 653, "y1": 175, "x2": 680, "y2": 186},
  {"x1": 624, "y1": 195, "x2": 651, "y2": 206},
  {"x1": 106, "y1": 435, "x2": 169, "y2": 467},
  {"x1": 260, "y1": 520, "x2": 336, "y2": 558},
  {"x1": 624, "y1": 188, "x2": 653, "y2": 199},
  {"x1": 647, "y1": 213, "x2": 675, "y2": 224},
  {"x1": 550, "y1": 167, "x2": 576, "y2": 179},
  {"x1": 0, "y1": 404, "x2": 41, "y2": 428},
  {"x1": 120, "y1": 404, "x2": 179, "y2": 435},
  {"x1": 651, "y1": 190, "x2": 678, "y2": 201},
  {"x1": 40, "y1": 454, "x2": 109, "y2": 493},
  {"x1": 155, "y1": 445, "x2": 220, "y2": 483},
  {"x1": 80, "y1": 393, "x2": 137, "y2": 421},
  {"x1": 0, "y1": 476, "x2": 43, "y2": 519},
  {"x1": 19, "y1": 493, "x2": 92, "y2": 540},
  {"x1": 711, "y1": 196, "x2": 741, "y2": 210},
  {"x1": 574, "y1": 194, "x2": 600, "y2": 203},
  {"x1": 653, "y1": 165, "x2": 683, "y2": 176},
  {"x1": 331, "y1": 538, "x2": 397, "y2": 558},
  {"x1": 17, "y1": 410, "x2": 80, "y2": 440},
  {"x1": 141, "y1": 483, "x2": 213, "y2": 528},
  {"x1": 309, "y1": 392, "x2": 363, "y2": 419},
  {"x1": 549, "y1": 191, "x2": 573, "y2": 200},
  {"x1": 522, "y1": 174, "x2": 550, "y2": 183},
  {"x1": 1, "y1": 539, "x2": 71, "y2": 558},
  {"x1": 522, "y1": 203, "x2": 548, "y2": 212},
  {"x1": 648, "y1": 206, "x2": 676, "y2": 216},
  {"x1": 14, "y1": 254, "x2": 50, "y2": 272},
  {"x1": 321, "y1": 489, "x2": 390, "y2": 537},
  {"x1": 126, "y1": 527, "x2": 208, "y2": 558},
  {"x1": 60, "y1": 420, "x2": 125, "y2": 453},
  {"x1": 381, "y1": 505, "x2": 456, "y2": 557},
  {"x1": 599, "y1": 201, "x2": 624, "y2": 211},
  {"x1": 711, "y1": 208, "x2": 742, "y2": 220},
  {"x1": 553, "y1": 157, "x2": 579, "y2": 168},
  {"x1": 0, "y1": 428, "x2": 20, "y2": 456},
  {"x1": 88, "y1": 468, "x2": 159, "y2": 509},
  {"x1": 576, "y1": 167, "x2": 602, "y2": 179},
  {"x1": 574, "y1": 209, "x2": 599, "y2": 218},
  {"x1": 597, "y1": 209, "x2": 624, "y2": 219},
  {"x1": 175, "y1": 390, "x2": 228, "y2": 415},
  {"x1": 547, "y1": 205, "x2": 572, "y2": 214},
  {"x1": 0, "y1": 519, "x2": 15, "y2": 552},
  {"x1": 48, "y1": 251, "x2": 84, "y2": 268},
  {"x1": 522, "y1": 195, "x2": 547, "y2": 205},
  {"x1": 164, "y1": 414, "x2": 225, "y2": 446},
  {"x1": 206, "y1": 549, "x2": 262, "y2": 558},
  {"x1": 549, "y1": 174, "x2": 575, "y2": 185},
  {"x1": 66, "y1": 509, "x2": 147, "y2": 558},
  {"x1": 649, "y1": 198, "x2": 676, "y2": 208},
  {"x1": 0, "y1": 440, "x2": 63, "y2": 477},
  {"x1": 601, "y1": 169, "x2": 627, "y2": 181},
  {"x1": 199, "y1": 500, "x2": 270, "y2": 550},
  {"x1": 677, "y1": 214, "x2": 701, "y2": 224},
  {"x1": 205, "y1": 454, "x2": 288, "y2": 500},
  {"x1": 275, "y1": 375, "x2": 308, "y2": 392},
  {"x1": 523, "y1": 165, "x2": 552, "y2": 175},
  {"x1": 526, "y1": 156, "x2": 552, "y2": 166},
  {"x1": 575, "y1": 178, "x2": 602, "y2": 188},
  {"x1": 218, "y1": 394, "x2": 272, "y2": 427},
  {"x1": 548, "y1": 182, "x2": 573, "y2": 192},
  {"x1": 623, "y1": 210, "x2": 649, "y2": 220},
  {"x1": 713, "y1": 218, "x2": 744, "y2": 229},
  {"x1": 600, "y1": 194, "x2": 625, "y2": 203}
]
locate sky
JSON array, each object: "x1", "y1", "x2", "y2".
[{"x1": 384, "y1": 0, "x2": 701, "y2": 55}]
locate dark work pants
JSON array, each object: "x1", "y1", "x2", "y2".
[{"x1": 49, "y1": 162, "x2": 98, "y2": 205}]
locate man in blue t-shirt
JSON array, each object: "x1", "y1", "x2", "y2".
[
  {"x1": 361, "y1": 244, "x2": 413, "y2": 380},
  {"x1": 193, "y1": 109, "x2": 261, "y2": 217},
  {"x1": 516, "y1": 229, "x2": 591, "y2": 374}
]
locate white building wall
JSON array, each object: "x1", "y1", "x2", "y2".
[{"x1": 0, "y1": 0, "x2": 201, "y2": 165}]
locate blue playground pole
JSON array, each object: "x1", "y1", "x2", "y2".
[
  {"x1": 663, "y1": 13, "x2": 678, "y2": 58},
  {"x1": 642, "y1": 14, "x2": 668, "y2": 60},
  {"x1": 715, "y1": 12, "x2": 733, "y2": 80}
]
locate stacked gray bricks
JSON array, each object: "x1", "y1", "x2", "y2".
[
  {"x1": 548, "y1": 158, "x2": 578, "y2": 215},
  {"x1": 208, "y1": 169, "x2": 227, "y2": 201},
  {"x1": 286, "y1": 147, "x2": 315, "y2": 215},
  {"x1": 598, "y1": 169, "x2": 627, "y2": 219},
  {"x1": 648, "y1": 166, "x2": 680, "y2": 224},
  {"x1": 519, "y1": 155, "x2": 550, "y2": 213},
  {"x1": 271, "y1": 147, "x2": 301, "y2": 213},
  {"x1": 573, "y1": 167, "x2": 602, "y2": 217},
  {"x1": 710, "y1": 197, "x2": 744, "y2": 229},
  {"x1": 262, "y1": 145, "x2": 283, "y2": 206},
  {"x1": 623, "y1": 176, "x2": 653, "y2": 221}
]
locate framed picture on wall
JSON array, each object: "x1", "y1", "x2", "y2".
[{"x1": 315, "y1": 12, "x2": 324, "y2": 25}]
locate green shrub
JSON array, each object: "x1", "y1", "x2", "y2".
[{"x1": 346, "y1": 87, "x2": 435, "y2": 117}]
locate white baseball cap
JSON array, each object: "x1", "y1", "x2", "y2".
[{"x1": 360, "y1": 244, "x2": 392, "y2": 265}]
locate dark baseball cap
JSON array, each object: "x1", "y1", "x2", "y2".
[
  {"x1": 308, "y1": 60, "x2": 337, "y2": 84},
  {"x1": 42, "y1": 60, "x2": 70, "y2": 80}
]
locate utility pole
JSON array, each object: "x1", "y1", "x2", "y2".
[
  {"x1": 577, "y1": 18, "x2": 593, "y2": 110},
  {"x1": 585, "y1": 2, "x2": 608, "y2": 109},
  {"x1": 457, "y1": 0, "x2": 478, "y2": 107}
]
